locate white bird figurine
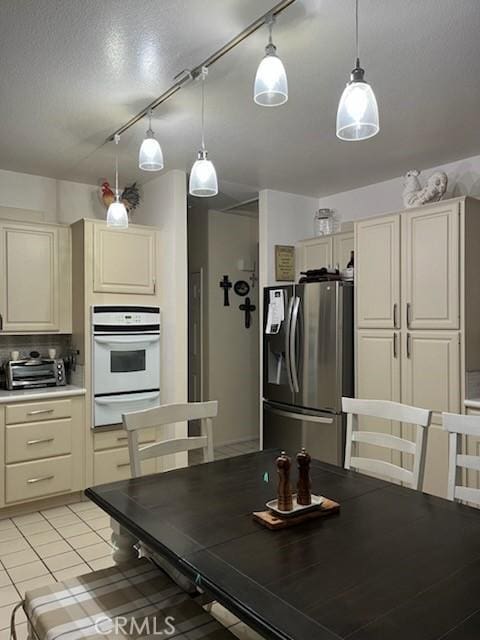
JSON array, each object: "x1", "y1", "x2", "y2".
[{"x1": 402, "y1": 169, "x2": 448, "y2": 209}]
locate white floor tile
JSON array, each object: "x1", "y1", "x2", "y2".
[
  {"x1": 0, "y1": 538, "x2": 29, "y2": 557},
  {"x1": 35, "y1": 540, "x2": 72, "y2": 559},
  {"x1": 8, "y1": 561, "x2": 49, "y2": 584},
  {"x1": 0, "y1": 529, "x2": 21, "y2": 544},
  {"x1": 68, "y1": 501, "x2": 96, "y2": 514},
  {"x1": 86, "y1": 515, "x2": 111, "y2": 531},
  {"x1": 67, "y1": 531, "x2": 103, "y2": 549},
  {"x1": 0, "y1": 603, "x2": 21, "y2": 630},
  {"x1": 53, "y1": 563, "x2": 90, "y2": 581},
  {"x1": 0, "y1": 573, "x2": 11, "y2": 589},
  {"x1": 47, "y1": 513, "x2": 83, "y2": 528},
  {"x1": 18, "y1": 520, "x2": 53, "y2": 536},
  {"x1": 77, "y1": 541, "x2": 112, "y2": 562},
  {"x1": 1, "y1": 547, "x2": 39, "y2": 569},
  {"x1": 44, "y1": 550, "x2": 83, "y2": 572},
  {"x1": 0, "y1": 585, "x2": 20, "y2": 608},
  {"x1": 40, "y1": 506, "x2": 73, "y2": 520},
  {"x1": 208, "y1": 602, "x2": 240, "y2": 628},
  {"x1": 87, "y1": 556, "x2": 115, "y2": 571},
  {"x1": 57, "y1": 522, "x2": 91, "y2": 539},
  {"x1": 12, "y1": 513, "x2": 44, "y2": 526},
  {"x1": 0, "y1": 520, "x2": 14, "y2": 532},
  {"x1": 27, "y1": 530, "x2": 62, "y2": 548},
  {"x1": 97, "y1": 528, "x2": 113, "y2": 542}
]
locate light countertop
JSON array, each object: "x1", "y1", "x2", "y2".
[
  {"x1": 464, "y1": 398, "x2": 480, "y2": 410},
  {"x1": 0, "y1": 385, "x2": 86, "y2": 403}
]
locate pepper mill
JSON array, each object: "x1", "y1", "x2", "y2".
[
  {"x1": 276, "y1": 451, "x2": 293, "y2": 511},
  {"x1": 296, "y1": 448, "x2": 312, "y2": 506}
]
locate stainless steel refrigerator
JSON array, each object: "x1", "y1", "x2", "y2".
[{"x1": 263, "y1": 281, "x2": 353, "y2": 466}]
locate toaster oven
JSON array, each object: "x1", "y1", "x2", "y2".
[{"x1": 5, "y1": 354, "x2": 66, "y2": 390}]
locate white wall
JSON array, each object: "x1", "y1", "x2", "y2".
[
  {"x1": 0, "y1": 168, "x2": 107, "y2": 223},
  {"x1": 316, "y1": 153, "x2": 480, "y2": 222},
  {"x1": 137, "y1": 169, "x2": 188, "y2": 410},
  {"x1": 258, "y1": 189, "x2": 319, "y2": 289},
  {"x1": 207, "y1": 210, "x2": 259, "y2": 446}
]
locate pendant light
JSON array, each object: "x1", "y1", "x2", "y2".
[
  {"x1": 138, "y1": 109, "x2": 164, "y2": 171},
  {"x1": 107, "y1": 134, "x2": 129, "y2": 228},
  {"x1": 336, "y1": 0, "x2": 379, "y2": 141},
  {"x1": 254, "y1": 14, "x2": 288, "y2": 107},
  {"x1": 189, "y1": 67, "x2": 218, "y2": 198}
]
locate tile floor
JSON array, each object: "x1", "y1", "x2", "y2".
[{"x1": 0, "y1": 440, "x2": 263, "y2": 640}]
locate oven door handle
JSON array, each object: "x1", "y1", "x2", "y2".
[
  {"x1": 94, "y1": 391, "x2": 160, "y2": 405},
  {"x1": 94, "y1": 336, "x2": 159, "y2": 346}
]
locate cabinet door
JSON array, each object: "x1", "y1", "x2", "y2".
[
  {"x1": 296, "y1": 237, "x2": 333, "y2": 278},
  {"x1": 333, "y1": 231, "x2": 354, "y2": 270},
  {"x1": 0, "y1": 223, "x2": 59, "y2": 332},
  {"x1": 356, "y1": 330, "x2": 401, "y2": 465},
  {"x1": 402, "y1": 331, "x2": 460, "y2": 498},
  {"x1": 356, "y1": 215, "x2": 400, "y2": 329},
  {"x1": 93, "y1": 226, "x2": 156, "y2": 294},
  {"x1": 403, "y1": 202, "x2": 459, "y2": 329}
]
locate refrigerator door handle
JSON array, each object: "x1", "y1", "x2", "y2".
[
  {"x1": 266, "y1": 406, "x2": 334, "y2": 424},
  {"x1": 290, "y1": 296, "x2": 300, "y2": 393},
  {"x1": 285, "y1": 296, "x2": 295, "y2": 392}
]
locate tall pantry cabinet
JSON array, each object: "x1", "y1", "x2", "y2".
[{"x1": 355, "y1": 197, "x2": 480, "y2": 498}]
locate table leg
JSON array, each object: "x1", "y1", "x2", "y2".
[{"x1": 110, "y1": 518, "x2": 139, "y2": 563}]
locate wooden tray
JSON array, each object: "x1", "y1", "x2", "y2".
[{"x1": 253, "y1": 497, "x2": 340, "y2": 530}]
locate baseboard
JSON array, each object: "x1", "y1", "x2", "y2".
[{"x1": 216, "y1": 435, "x2": 259, "y2": 447}]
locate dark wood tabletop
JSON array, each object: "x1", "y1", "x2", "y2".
[{"x1": 85, "y1": 450, "x2": 480, "y2": 640}]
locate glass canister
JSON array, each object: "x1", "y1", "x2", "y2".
[{"x1": 314, "y1": 208, "x2": 334, "y2": 236}]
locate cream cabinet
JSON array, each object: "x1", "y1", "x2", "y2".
[
  {"x1": 355, "y1": 197, "x2": 480, "y2": 499},
  {"x1": 93, "y1": 427, "x2": 158, "y2": 485},
  {"x1": 356, "y1": 214, "x2": 400, "y2": 329},
  {"x1": 93, "y1": 224, "x2": 157, "y2": 295},
  {"x1": 402, "y1": 202, "x2": 459, "y2": 329},
  {"x1": 0, "y1": 394, "x2": 84, "y2": 508},
  {"x1": 0, "y1": 221, "x2": 71, "y2": 333},
  {"x1": 356, "y1": 330, "x2": 401, "y2": 465},
  {"x1": 296, "y1": 230, "x2": 353, "y2": 279}
]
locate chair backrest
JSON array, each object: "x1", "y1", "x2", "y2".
[
  {"x1": 443, "y1": 412, "x2": 480, "y2": 506},
  {"x1": 342, "y1": 397, "x2": 432, "y2": 490},
  {"x1": 122, "y1": 401, "x2": 218, "y2": 478}
]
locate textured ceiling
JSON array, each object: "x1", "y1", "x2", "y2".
[{"x1": 0, "y1": 0, "x2": 479, "y2": 200}]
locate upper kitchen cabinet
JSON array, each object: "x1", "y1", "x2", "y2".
[
  {"x1": 402, "y1": 201, "x2": 459, "y2": 329},
  {"x1": 356, "y1": 214, "x2": 400, "y2": 329},
  {"x1": 93, "y1": 224, "x2": 157, "y2": 295},
  {"x1": 295, "y1": 228, "x2": 353, "y2": 279},
  {"x1": 0, "y1": 221, "x2": 71, "y2": 333}
]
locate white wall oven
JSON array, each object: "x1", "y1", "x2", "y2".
[{"x1": 92, "y1": 305, "x2": 160, "y2": 427}]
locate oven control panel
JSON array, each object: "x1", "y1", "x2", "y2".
[{"x1": 92, "y1": 305, "x2": 160, "y2": 330}]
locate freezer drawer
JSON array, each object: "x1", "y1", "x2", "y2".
[{"x1": 263, "y1": 402, "x2": 345, "y2": 466}]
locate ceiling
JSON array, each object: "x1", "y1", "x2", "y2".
[{"x1": 1, "y1": 0, "x2": 479, "y2": 202}]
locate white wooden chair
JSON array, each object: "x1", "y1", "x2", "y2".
[
  {"x1": 122, "y1": 400, "x2": 218, "y2": 477},
  {"x1": 443, "y1": 412, "x2": 480, "y2": 506},
  {"x1": 342, "y1": 397, "x2": 432, "y2": 490}
]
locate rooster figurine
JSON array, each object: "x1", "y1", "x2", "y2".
[
  {"x1": 100, "y1": 181, "x2": 141, "y2": 216},
  {"x1": 101, "y1": 181, "x2": 115, "y2": 209},
  {"x1": 402, "y1": 169, "x2": 448, "y2": 209}
]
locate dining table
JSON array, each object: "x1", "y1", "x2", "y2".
[{"x1": 85, "y1": 449, "x2": 480, "y2": 640}]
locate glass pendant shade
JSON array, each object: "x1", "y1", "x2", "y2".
[
  {"x1": 189, "y1": 150, "x2": 218, "y2": 197},
  {"x1": 336, "y1": 66, "x2": 379, "y2": 141},
  {"x1": 254, "y1": 44, "x2": 288, "y2": 107},
  {"x1": 138, "y1": 131, "x2": 164, "y2": 171},
  {"x1": 107, "y1": 199, "x2": 129, "y2": 228}
]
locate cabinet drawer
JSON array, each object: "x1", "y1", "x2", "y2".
[
  {"x1": 6, "y1": 399, "x2": 72, "y2": 425},
  {"x1": 6, "y1": 455, "x2": 72, "y2": 504},
  {"x1": 93, "y1": 448, "x2": 156, "y2": 485},
  {"x1": 93, "y1": 428, "x2": 156, "y2": 451},
  {"x1": 6, "y1": 419, "x2": 72, "y2": 463}
]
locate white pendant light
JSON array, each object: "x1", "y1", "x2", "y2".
[
  {"x1": 189, "y1": 67, "x2": 218, "y2": 198},
  {"x1": 107, "y1": 134, "x2": 129, "y2": 228},
  {"x1": 336, "y1": 0, "x2": 379, "y2": 141},
  {"x1": 138, "y1": 109, "x2": 164, "y2": 171},
  {"x1": 254, "y1": 14, "x2": 288, "y2": 107}
]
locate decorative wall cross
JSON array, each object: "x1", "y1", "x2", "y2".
[
  {"x1": 239, "y1": 297, "x2": 256, "y2": 328},
  {"x1": 219, "y1": 275, "x2": 232, "y2": 306}
]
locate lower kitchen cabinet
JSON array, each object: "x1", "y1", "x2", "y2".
[
  {"x1": 356, "y1": 330, "x2": 401, "y2": 465},
  {"x1": 93, "y1": 448, "x2": 156, "y2": 485},
  {"x1": 0, "y1": 394, "x2": 85, "y2": 508}
]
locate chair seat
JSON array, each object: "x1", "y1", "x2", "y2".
[{"x1": 23, "y1": 558, "x2": 234, "y2": 640}]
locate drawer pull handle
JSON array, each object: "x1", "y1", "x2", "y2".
[
  {"x1": 117, "y1": 436, "x2": 128, "y2": 441},
  {"x1": 27, "y1": 409, "x2": 54, "y2": 416},
  {"x1": 116, "y1": 462, "x2": 131, "y2": 469},
  {"x1": 27, "y1": 438, "x2": 54, "y2": 445},
  {"x1": 27, "y1": 475, "x2": 54, "y2": 484}
]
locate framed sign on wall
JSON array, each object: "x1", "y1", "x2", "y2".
[{"x1": 275, "y1": 245, "x2": 295, "y2": 282}]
